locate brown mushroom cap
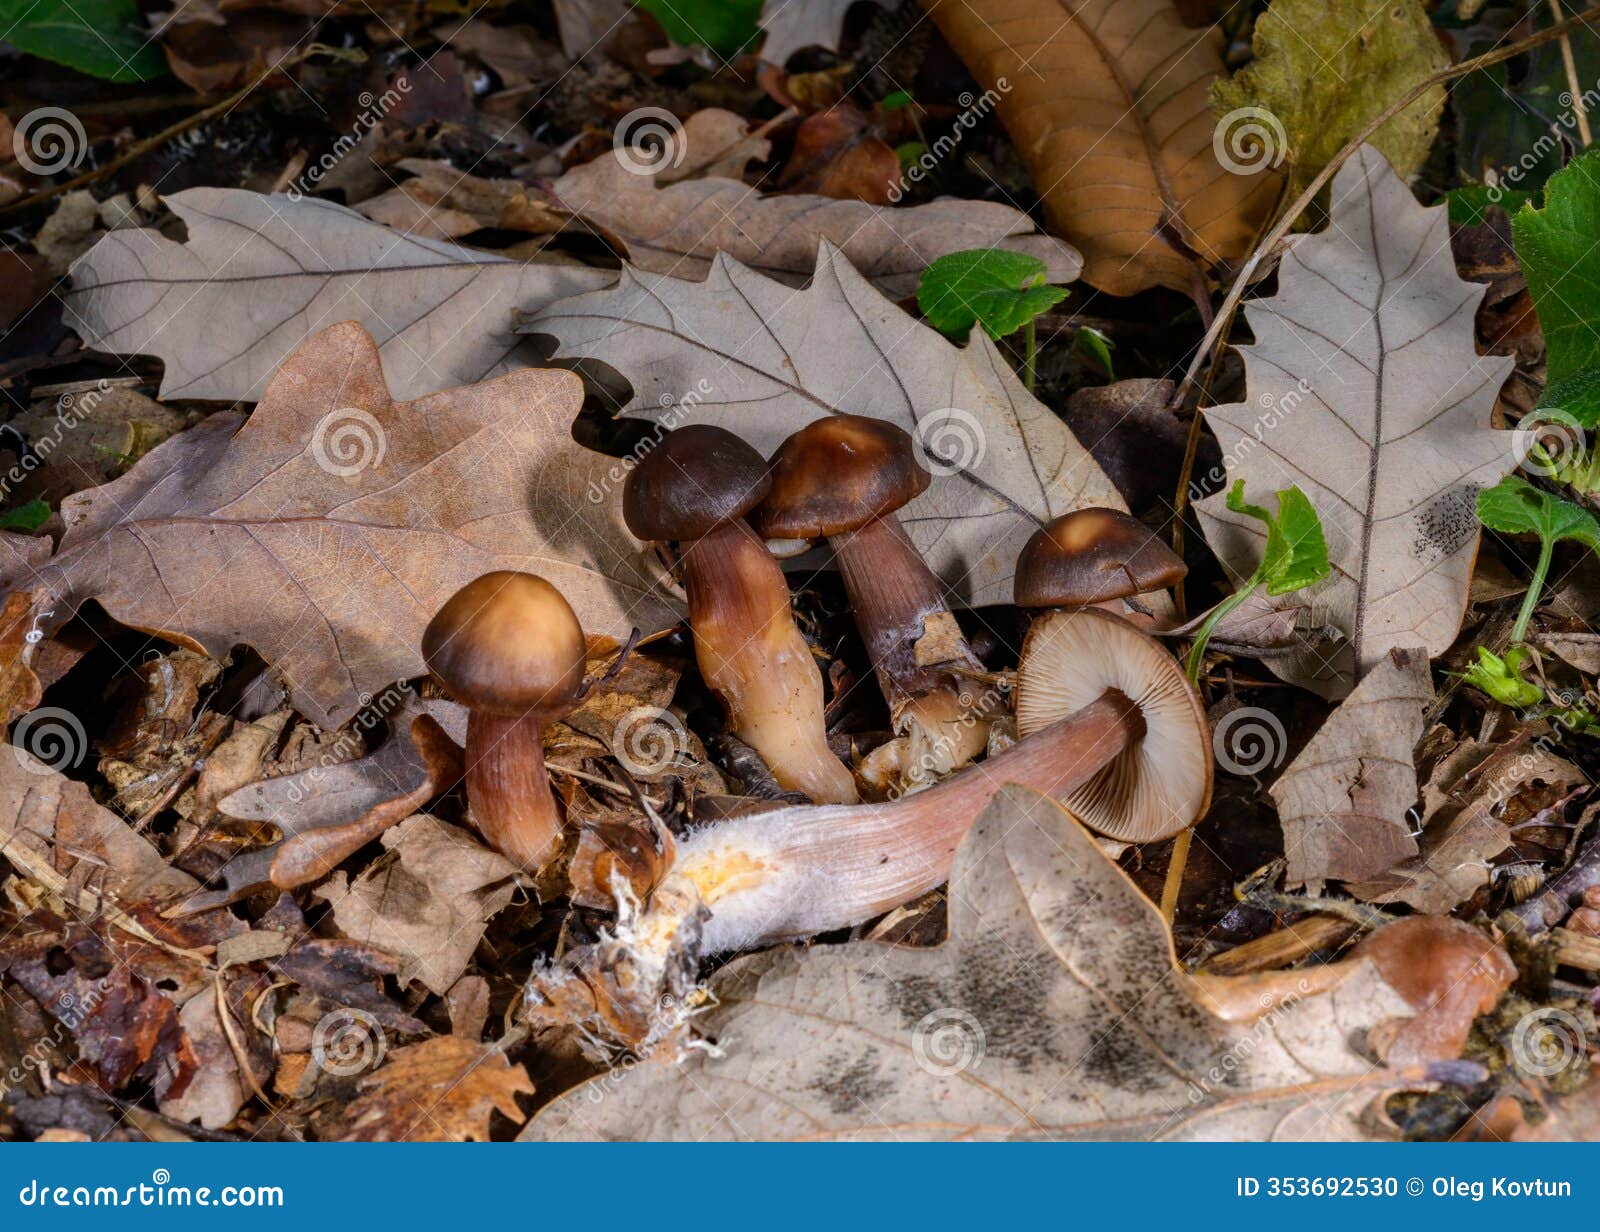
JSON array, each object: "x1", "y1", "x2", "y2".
[
  {"x1": 1014, "y1": 608, "x2": 1210, "y2": 842},
  {"x1": 623, "y1": 425, "x2": 771, "y2": 542},
  {"x1": 1013, "y1": 508, "x2": 1186, "y2": 607},
  {"x1": 754, "y1": 414, "x2": 929, "y2": 539},
  {"x1": 422, "y1": 571, "x2": 586, "y2": 717}
]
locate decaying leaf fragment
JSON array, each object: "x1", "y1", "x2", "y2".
[
  {"x1": 1, "y1": 322, "x2": 679, "y2": 730},
  {"x1": 335, "y1": 1035, "x2": 535, "y2": 1142},
  {"x1": 522, "y1": 243, "x2": 1125, "y2": 607},
  {"x1": 1198, "y1": 147, "x2": 1518, "y2": 695},
  {"x1": 1271, "y1": 647, "x2": 1432, "y2": 889},
  {"x1": 527, "y1": 787, "x2": 1423, "y2": 1141}
]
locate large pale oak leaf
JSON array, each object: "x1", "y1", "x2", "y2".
[
  {"x1": 0, "y1": 323, "x2": 678, "y2": 728},
  {"x1": 1198, "y1": 147, "x2": 1518, "y2": 695},
  {"x1": 520, "y1": 243, "x2": 1124, "y2": 608},
  {"x1": 64, "y1": 188, "x2": 611, "y2": 403}
]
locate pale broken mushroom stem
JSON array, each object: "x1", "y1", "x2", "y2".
[
  {"x1": 625, "y1": 425, "x2": 857, "y2": 805},
  {"x1": 652, "y1": 609, "x2": 1210, "y2": 954},
  {"x1": 757, "y1": 414, "x2": 991, "y2": 794}
]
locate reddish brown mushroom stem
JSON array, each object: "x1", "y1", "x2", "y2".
[
  {"x1": 679, "y1": 517, "x2": 859, "y2": 805},
  {"x1": 462, "y1": 712, "x2": 561, "y2": 868}
]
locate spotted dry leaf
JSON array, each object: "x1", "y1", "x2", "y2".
[
  {"x1": 526, "y1": 786, "x2": 1417, "y2": 1141},
  {"x1": 1197, "y1": 147, "x2": 1518, "y2": 696},
  {"x1": 0, "y1": 322, "x2": 678, "y2": 729},
  {"x1": 520, "y1": 243, "x2": 1124, "y2": 608},
  {"x1": 64, "y1": 188, "x2": 611, "y2": 402}
]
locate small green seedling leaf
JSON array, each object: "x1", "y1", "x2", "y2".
[
  {"x1": 1476, "y1": 475, "x2": 1600, "y2": 646},
  {"x1": 880, "y1": 90, "x2": 914, "y2": 111},
  {"x1": 0, "y1": 0, "x2": 167, "y2": 82},
  {"x1": 638, "y1": 0, "x2": 763, "y2": 57},
  {"x1": 0, "y1": 500, "x2": 50, "y2": 532},
  {"x1": 1457, "y1": 645, "x2": 1545, "y2": 710},
  {"x1": 1447, "y1": 184, "x2": 1531, "y2": 227},
  {"x1": 1224, "y1": 480, "x2": 1331, "y2": 596},
  {"x1": 1186, "y1": 481, "x2": 1329, "y2": 683},
  {"x1": 895, "y1": 141, "x2": 927, "y2": 171},
  {"x1": 1072, "y1": 327, "x2": 1116, "y2": 381},
  {"x1": 1535, "y1": 366, "x2": 1600, "y2": 428},
  {"x1": 917, "y1": 250, "x2": 1069, "y2": 343}
]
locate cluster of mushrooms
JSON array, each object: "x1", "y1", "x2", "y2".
[{"x1": 420, "y1": 418, "x2": 1212, "y2": 958}]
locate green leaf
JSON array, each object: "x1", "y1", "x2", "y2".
[
  {"x1": 0, "y1": 500, "x2": 50, "y2": 532},
  {"x1": 894, "y1": 141, "x2": 927, "y2": 171},
  {"x1": 916, "y1": 250, "x2": 1069, "y2": 343},
  {"x1": 1457, "y1": 645, "x2": 1545, "y2": 710},
  {"x1": 637, "y1": 0, "x2": 763, "y2": 58},
  {"x1": 1446, "y1": 184, "x2": 1532, "y2": 228},
  {"x1": 1512, "y1": 149, "x2": 1600, "y2": 385},
  {"x1": 1224, "y1": 480, "x2": 1331, "y2": 596},
  {"x1": 1475, "y1": 474, "x2": 1600, "y2": 551},
  {"x1": 880, "y1": 90, "x2": 914, "y2": 111},
  {"x1": 0, "y1": 0, "x2": 167, "y2": 82},
  {"x1": 1536, "y1": 365, "x2": 1600, "y2": 427},
  {"x1": 1072, "y1": 327, "x2": 1115, "y2": 381}
]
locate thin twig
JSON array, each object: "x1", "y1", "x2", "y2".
[{"x1": 1551, "y1": 0, "x2": 1593, "y2": 147}]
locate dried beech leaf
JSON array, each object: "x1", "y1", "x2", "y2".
[
  {"x1": 548, "y1": 146, "x2": 1081, "y2": 299},
  {"x1": 63, "y1": 188, "x2": 611, "y2": 402},
  {"x1": 527, "y1": 786, "x2": 1419, "y2": 1141},
  {"x1": 5, "y1": 322, "x2": 679, "y2": 729},
  {"x1": 759, "y1": 0, "x2": 893, "y2": 64},
  {"x1": 1198, "y1": 148, "x2": 1518, "y2": 695},
  {"x1": 919, "y1": 0, "x2": 1279, "y2": 295},
  {"x1": 521, "y1": 243, "x2": 1125, "y2": 607},
  {"x1": 337, "y1": 1035, "x2": 534, "y2": 1142},
  {"x1": 1271, "y1": 648, "x2": 1433, "y2": 889}
]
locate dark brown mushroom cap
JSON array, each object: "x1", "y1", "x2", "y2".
[
  {"x1": 422, "y1": 572, "x2": 586, "y2": 717},
  {"x1": 753, "y1": 414, "x2": 930, "y2": 539},
  {"x1": 1013, "y1": 508, "x2": 1186, "y2": 607},
  {"x1": 623, "y1": 425, "x2": 771, "y2": 541}
]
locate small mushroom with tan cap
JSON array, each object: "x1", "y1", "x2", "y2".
[
  {"x1": 624, "y1": 425, "x2": 857, "y2": 805},
  {"x1": 627, "y1": 607, "x2": 1210, "y2": 955},
  {"x1": 421, "y1": 571, "x2": 586, "y2": 872},
  {"x1": 754, "y1": 414, "x2": 991, "y2": 793},
  {"x1": 1014, "y1": 507, "x2": 1186, "y2": 622}
]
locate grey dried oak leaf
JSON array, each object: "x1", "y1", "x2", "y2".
[
  {"x1": 526, "y1": 786, "x2": 1419, "y2": 1142},
  {"x1": 1198, "y1": 147, "x2": 1519, "y2": 696},
  {"x1": 1, "y1": 322, "x2": 679, "y2": 729},
  {"x1": 64, "y1": 187, "x2": 612, "y2": 403},
  {"x1": 519, "y1": 242, "x2": 1124, "y2": 608}
]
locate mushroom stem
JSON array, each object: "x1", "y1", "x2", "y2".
[
  {"x1": 464, "y1": 711, "x2": 563, "y2": 871},
  {"x1": 831, "y1": 515, "x2": 990, "y2": 782},
  {"x1": 672, "y1": 688, "x2": 1143, "y2": 953},
  {"x1": 680, "y1": 518, "x2": 858, "y2": 805}
]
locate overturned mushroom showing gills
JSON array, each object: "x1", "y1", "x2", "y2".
[
  {"x1": 625, "y1": 425, "x2": 857, "y2": 805},
  {"x1": 1014, "y1": 507, "x2": 1186, "y2": 617},
  {"x1": 755, "y1": 414, "x2": 990, "y2": 790},
  {"x1": 654, "y1": 609, "x2": 1209, "y2": 953},
  {"x1": 421, "y1": 571, "x2": 586, "y2": 871}
]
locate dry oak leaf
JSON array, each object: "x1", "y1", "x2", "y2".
[
  {"x1": 520, "y1": 243, "x2": 1125, "y2": 608},
  {"x1": 63, "y1": 187, "x2": 612, "y2": 403},
  {"x1": 1270, "y1": 647, "x2": 1432, "y2": 890},
  {"x1": 547, "y1": 142, "x2": 1081, "y2": 300},
  {"x1": 759, "y1": 0, "x2": 894, "y2": 65},
  {"x1": 337, "y1": 1035, "x2": 535, "y2": 1141},
  {"x1": 1197, "y1": 147, "x2": 1518, "y2": 696},
  {"x1": 1, "y1": 322, "x2": 678, "y2": 730},
  {"x1": 918, "y1": 0, "x2": 1279, "y2": 296},
  {"x1": 526, "y1": 786, "x2": 1418, "y2": 1142}
]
